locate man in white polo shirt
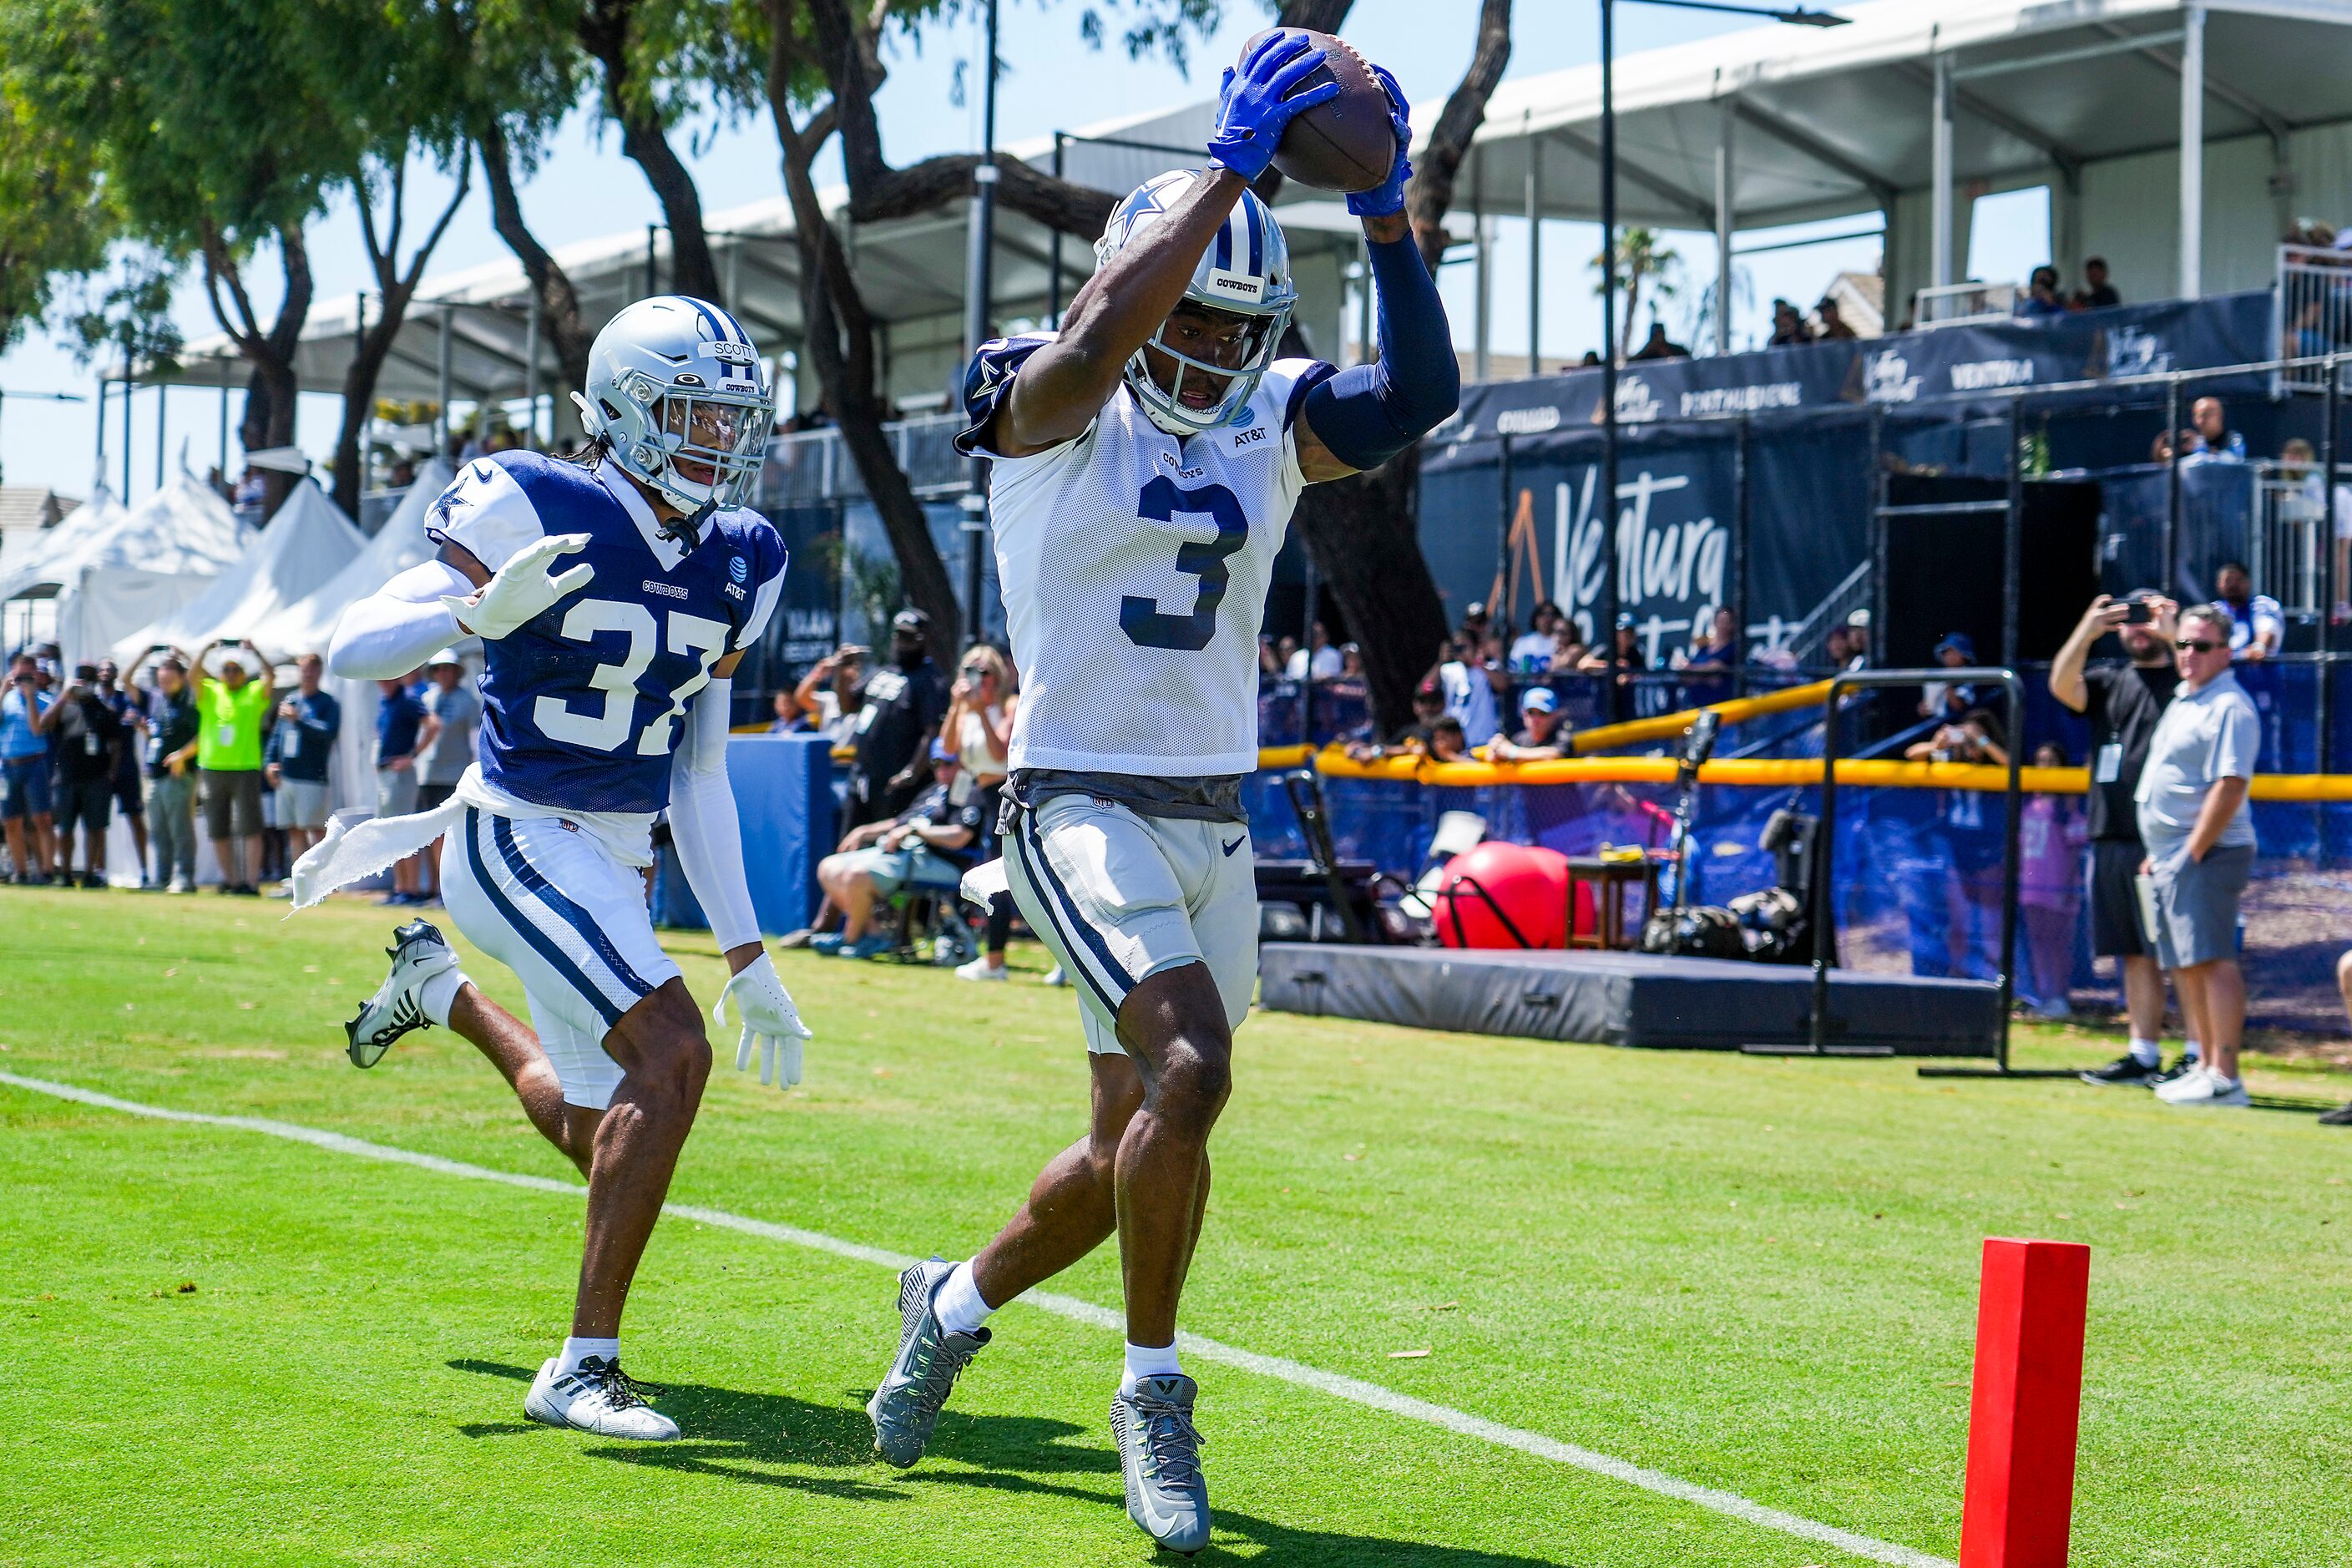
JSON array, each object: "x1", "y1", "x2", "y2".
[{"x1": 2137, "y1": 603, "x2": 2260, "y2": 1107}]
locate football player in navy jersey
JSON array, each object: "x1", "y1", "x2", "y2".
[
  {"x1": 862, "y1": 33, "x2": 1457, "y2": 1553},
  {"x1": 311, "y1": 297, "x2": 813, "y2": 1442}
]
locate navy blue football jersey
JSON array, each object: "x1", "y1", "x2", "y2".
[{"x1": 424, "y1": 450, "x2": 787, "y2": 814}]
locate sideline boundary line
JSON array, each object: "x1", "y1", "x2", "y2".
[{"x1": 2, "y1": 1070, "x2": 1954, "y2": 1568}]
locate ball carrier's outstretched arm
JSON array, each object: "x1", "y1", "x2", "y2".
[{"x1": 988, "y1": 30, "x2": 1338, "y2": 460}]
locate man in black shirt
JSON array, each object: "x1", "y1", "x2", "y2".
[
  {"x1": 847, "y1": 608, "x2": 948, "y2": 831},
  {"x1": 49, "y1": 663, "x2": 124, "y2": 888},
  {"x1": 2052, "y1": 592, "x2": 2184, "y2": 1085}
]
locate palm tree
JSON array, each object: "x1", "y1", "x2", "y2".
[{"x1": 1591, "y1": 227, "x2": 1682, "y2": 361}]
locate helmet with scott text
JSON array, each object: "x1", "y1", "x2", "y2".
[
  {"x1": 571, "y1": 296, "x2": 775, "y2": 533},
  {"x1": 1096, "y1": 170, "x2": 1296, "y2": 437}
]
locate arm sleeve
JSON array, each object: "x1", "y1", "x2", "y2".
[
  {"x1": 328, "y1": 559, "x2": 473, "y2": 681},
  {"x1": 1298, "y1": 234, "x2": 1460, "y2": 472},
  {"x1": 668, "y1": 676, "x2": 761, "y2": 953},
  {"x1": 951, "y1": 334, "x2": 1057, "y2": 458}
]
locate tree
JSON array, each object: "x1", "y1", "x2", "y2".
[
  {"x1": 1285, "y1": 0, "x2": 1511, "y2": 731},
  {"x1": 576, "y1": 0, "x2": 767, "y2": 305},
  {"x1": 762, "y1": 0, "x2": 1176, "y2": 658},
  {"x1": 477, "y1": 116, "x2": 596, "y2": 412},
  {"x1": 3, "y1": 0, "x2": 380, "y2": 512},
  {"x1": 1592, "y1": 225, "x2": 1678, "y2": 360},
  {"x1": 0, "y1": 75, "x2": 111, "y2": 361}
]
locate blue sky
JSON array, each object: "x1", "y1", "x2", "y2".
[{"x1": 0, "y1": 0, "x2": 2049, "y2": 503}]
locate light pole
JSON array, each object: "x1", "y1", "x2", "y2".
[
  {"x1": 959, "y1": 0, "x2": 1001, "y2": 650},
  {"x1": 1596, "y1": 0, "x2": 1845, "y2": 716}
]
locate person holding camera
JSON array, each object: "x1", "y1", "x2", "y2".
[
  {"x1": 48, "y1": 662, "x2": 125, "y2": 888},
  {"x1": 1, "y1": 652, "x2": 57, "y2": 883},
  {"x1": 2052, "y1": 592, "x2": 2192, "y2": 1086},
  {"x1": 187, "y1": 638, "x2": 275, "y2": 895},
  {"x1": 791, "y1": 642, "x2": 867, "y2": 746}
]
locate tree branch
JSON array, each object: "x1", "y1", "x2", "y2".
[
  {"x1": 199, "y1": 221, "x2": 264, "y2": 352},
  {"x1": 398, "y1": 159, "x2": 470, "y2": 299},
  {"x1": 476, "y1": 119, "x2": 594, "y2": 398},
  {"x1": 1406, "y1": 0, "x2": 1511, "y2": 270}
]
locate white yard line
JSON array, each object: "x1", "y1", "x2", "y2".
[{"x1": 2, "y1": 1070, "x2": 1955, "y2": 1568}]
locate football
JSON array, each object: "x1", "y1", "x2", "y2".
[{"x1": 1241, "y1": 28, "x2": 1395, "y2": 195}]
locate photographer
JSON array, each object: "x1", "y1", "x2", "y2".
[
  {"x1": 187, "y1": 639, "x2": 274, "y2": 896},
  {"x1": 1, "y1": 653, "x2": 56, "y2": 884},
  {"x1": 2054, "y1": 592, "x2": 2188, "y2": 1085},
  {"x1": 48, "y1": 663, "x2": 124, "y2": 888},
  {"x1": 791, "y1": 642, "x2": 867, "y2": 746}
]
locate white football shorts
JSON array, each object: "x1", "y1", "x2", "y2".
[
  {"x1": 1002, "y1": 792, "x2": 1258, "y2": 1056},
  {"x1": 438, "y1": 805, "x2": 680, "y2": 1110}
]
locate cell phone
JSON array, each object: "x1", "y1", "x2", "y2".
[{"x1": 2122, "y1": 602, "x2": 2152, "y2": 625}]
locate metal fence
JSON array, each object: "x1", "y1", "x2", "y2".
[
  {"x1": 2277, "y1": 244, "x2": 2352, "y2": 393},
  {"x1": 2252, "y1": 457, "x2": 2339, "y2": 618},
  {"x1": 1914, "y1": 281, "x2": 2020, "y2": 328},
  {"x1": 761, "y1": 413, "x2": 970, "y2": 506}
]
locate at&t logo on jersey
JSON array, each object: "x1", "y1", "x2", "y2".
[{"x1": 728, "y1": 555, "x2": 749, "y2": 584}]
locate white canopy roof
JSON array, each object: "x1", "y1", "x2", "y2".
[
  {"x1": 249, "y1": 456, "x2": 453, "y2": 662},
  {"x1": 9, "y1": 474, "x2": 253, "y2": 668},
  {"x1": 138, "y1": 0, "x2": 2352, "y2": 409},
  {"x1": 0, "y1": 486, "x2": 128, "y2": 604},
  {"x1": 117, "y1": 477, "x2": 366, "y2": 664}
]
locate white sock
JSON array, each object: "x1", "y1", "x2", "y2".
[
  {"x1": 559, "y1": 1335, "x2": 620, "y2": 1374},
  {"x1": 1121, "y1": 1340, "x2": 1181, "y2": 1394},
  {"x1": 2127, "y1": 1036, "x2": 2161, "y2": 1067},
  {"x1": 420, "y1": 968, "x2": 468, "y2": 1028},
  {"x1": 933, "y1": 1260, "x2": 995, "y2": 1338}
]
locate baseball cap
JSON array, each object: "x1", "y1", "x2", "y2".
[
  {"x1": 1615, "y1": 612, "x2": 1636, "y2": 630},
  {"x1": 1932, "y1": 631, "x2": 1975, "y2": 660},
  {"x1": 427, "y1": 647, "x2": 463, "y2": 667},
  {"x1": 1521, "y1": 687, "x2": 1559, "y2": 714},
  {"x1": 1415, "y1": 677, "x2": 1441, "y2": 701},
  {"x1": 892, "y1": 608, "x2": 931, "y2": 633}
]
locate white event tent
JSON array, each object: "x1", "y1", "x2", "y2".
[
  {"x1": 0, "y1": 475, "x2": 250, "y2": 670},
  {"x1": 115, "y1": 478, "x2": 366, "y2": 665},
  {"x1": 247, "y1": 457, "x2": 458, "y2": 817}
]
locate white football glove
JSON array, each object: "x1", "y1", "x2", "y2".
[
  {"x1": 714, "y1": 953, "x2": 813, "y2": 1090},
  {"x1": 442, "y1": 532, "x2": 595, "y2": 640}
]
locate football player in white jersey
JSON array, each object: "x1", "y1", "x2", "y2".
[
  {"x1": 303, "y1": 297, "x2": 813, "y2": 1443},
  {"x1": 866, "y1": 31, "x2": 1458, "y2": 1552}
]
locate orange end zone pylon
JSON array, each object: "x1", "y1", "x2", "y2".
[{"x1": 1959, "y1": 1237, "x2": 2092, "y2": 1568}]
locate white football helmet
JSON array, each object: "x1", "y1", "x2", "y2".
[
  {"x1": 572, "y1": 296, "x2": 775, "y2": 529},
  {"x1": 1096, "y1": 171, "x2": 1296, "y2": 436}
]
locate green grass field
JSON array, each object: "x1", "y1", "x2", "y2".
[{"x1": 7, "y1": 888, "x2": 2351, "y2": 1566}]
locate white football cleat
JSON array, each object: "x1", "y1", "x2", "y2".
[
  {"x1": 524, "y1": 1354, "x2": 680, "y2": 1441},
  {"x1": 344, "y1": 919, "x2": 459, "y2": 1069}
]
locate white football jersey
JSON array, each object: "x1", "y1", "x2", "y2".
[{"x1": 959, "y1": 335, "x2": 1331, "y2": 777}]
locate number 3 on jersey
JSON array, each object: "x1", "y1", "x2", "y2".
[
  {"x1": 1120, "y1": 477, "x2": 1249, "y2": 653},
  {"x1": 535, "y1": 598, "x2": 730, "y2": 755}
]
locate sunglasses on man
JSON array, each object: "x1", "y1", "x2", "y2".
[{"x1": 2175, "y1": 637, "x2": 2223, "y2": 653}]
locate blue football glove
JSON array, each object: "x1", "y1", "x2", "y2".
[
  {"x1": 1347, "y1": 63, "x2": 1414, "y2": 219},
  {"x1": 1207, "y1": 29, "x2": 1342, "y2": 182}
]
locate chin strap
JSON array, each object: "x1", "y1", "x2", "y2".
[{"x1": 657, "y1": 498, "x2": 716, "y2": 546}]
